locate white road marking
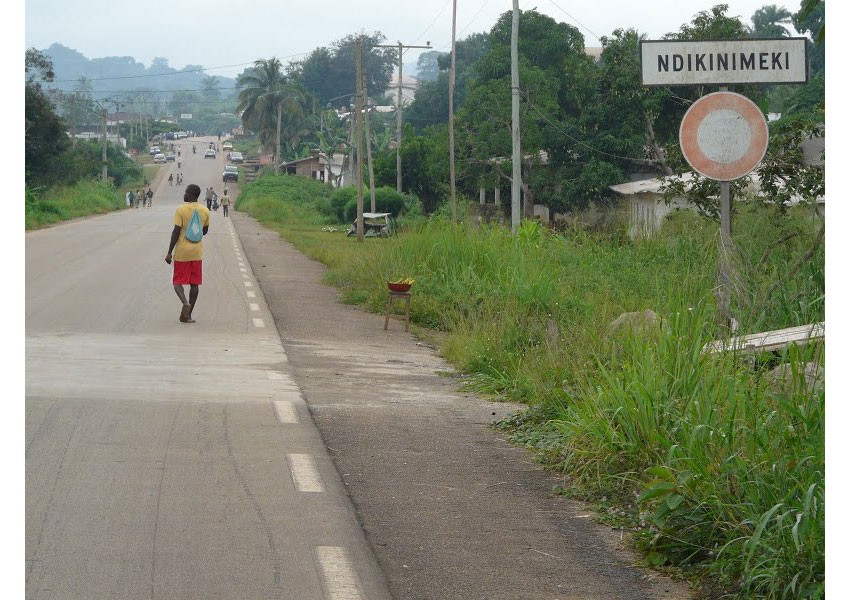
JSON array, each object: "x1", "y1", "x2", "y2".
[
  {"x1": 246, "y1": 291, "x2": 256, "y2": 298},
  {"x1": 243, "y1": 281, "x2": 252, "y2": 287},
  {"x1": 240, "y1": 268, "x2": 247, "y2": 273},
  {"x1": 249, "y1": 303, "x2": 260, "y2": 311},
  {"x1": 267, "y1": 371, "x2": 283, "y2": 380},
  {"x1": 287, "y1": 454, "x2": 324, "y2": 493},
  {"x1": 252, "y1": 318, "x2": 265, "y2": 328},
  {"x1": 273, "y1": 400, "x2": 299, "y2": 424},
  {"x1": 316, "y1": 546, "x2": 362, "y2": 600}
]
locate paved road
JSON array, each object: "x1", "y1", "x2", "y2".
[{"x1": 25, "y1": 138, "x2": 391, "y2": 600}]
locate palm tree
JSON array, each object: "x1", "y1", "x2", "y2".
[
  {"x1": 749, "y1": 5, "x2": 794, "y2": 38},
  {"x1": 237, "y1": 58, "x2": 288, "y2": 172}
]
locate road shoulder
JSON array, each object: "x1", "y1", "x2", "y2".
[{"x1": 231, "y1": 210, "x2": 692, "y2": 600}]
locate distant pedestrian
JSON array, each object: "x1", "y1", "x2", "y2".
[
  {"x1": 164, "y1": 184, "x2": 210, "y2": 324},
  {"x1": 168, "y1": 173, "x2": 174, "y2": 186},
  {"x1": 127, "y1": 190, "x2": 134, "y2": 208},
  {"x1": 220, "y1": 189, "x2": 230, "y2": 217},
  {"x1": 136, "y1": 189, "x2": 143, "y2": 208},
  {"x1": 205, "y1": 187, "x2": 213, "y2": 210},
  {"x1": 146, "y1": 188, "x2": 153, "y2": 207}
]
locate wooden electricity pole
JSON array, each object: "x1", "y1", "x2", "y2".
[
  {"x1": 362, "y1": 73, "x2": 376, "y2": 213},
  {"x1": 510, "y1": 0, "x2": 522, "y2": 234},
  {"x1": 448, "y1": 0, "x2": 458, "y2": 221},
  {"x1": 376, "y1": 41, "x2": 432, "y2": 193},
  {"x1": 355, "y1": 38, "x2": 365, "y2": 241}
]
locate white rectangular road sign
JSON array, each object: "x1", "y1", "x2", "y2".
[{"x1": 641, "y1": 38, "x2": 808, "y2": 86}]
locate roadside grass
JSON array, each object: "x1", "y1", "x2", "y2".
[
  {"x1": 234, "y1": 174, "x2": 824, "y2": 598},
  {"x1": 25, "y1": 180, "x2": 127, "y2": 230}
]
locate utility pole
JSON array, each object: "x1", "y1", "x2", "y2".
[
  {"x1": 448, "y1": 0, "x2": 458, "y2": 220},
  {"x1": 363, "y1": 100, "x2": 376, "y2": 213},
  {"x1": 112, "y1": 100, "x2": 121, "y2": 150},
  {"x1": 275, "y1": 100, "x2": 282, "y2": 175},
  {"x1": 376, "y1": 40, "x2": 432, "y2": 193},
  {"x1": 354, "y1": 38, "x2": 365, "y2": 241},
  {"x1": 360, "y1": 61, "x2": 376, "y2": 213},
  {"x1": 100, "y1": 105, "x2": 108, "y2": 182},
  {"x1": 510, "y1": 0, "x2": 522, "y2": 234}
]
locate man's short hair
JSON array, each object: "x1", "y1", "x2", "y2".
[{"x1": 185, "y1": 184, "x2": 201, "y2": 200}]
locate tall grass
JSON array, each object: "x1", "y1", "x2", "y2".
[
  {"x1": 551, "y1": 305, "x2": 824, "y2": 597},
  {"x1": 234, "y1": 175, "x2": 824, "y2": 598},
  {"x1": 25, "y1": 180, "x2": 127, "y2": 230}
]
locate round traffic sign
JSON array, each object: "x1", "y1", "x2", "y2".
[{"x1": 679, "y1": 91, "x2": 768, "y2": 181}]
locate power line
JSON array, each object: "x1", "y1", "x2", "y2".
[
  {"x1": 544, "y1": 0, "x2": 601, "y2": 42},
  {"x1": 520, "y1": 89, "x2": 645, "y2": 163},
  {"x1": 410, "y1": 0, "x2": 453, "y2": 44},
  {"x1": 455, "y1": 0, "x2": 494, "y2": 39}
]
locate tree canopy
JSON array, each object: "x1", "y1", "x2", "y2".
[{"x1": 290, "y1": 33, "x2": 396, "y2": 108}]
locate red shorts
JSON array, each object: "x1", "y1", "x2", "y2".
[{"x1": 172, "y1": 260, "x2": 203, "y2": 285}]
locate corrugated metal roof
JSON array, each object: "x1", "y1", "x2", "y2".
[{"x1": 609, "y1": 172, "x2": 697, "y2": 195}]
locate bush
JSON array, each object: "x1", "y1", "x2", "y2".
[{"x1": 343, "y1": 186, "x2": 406, "y2": 222}]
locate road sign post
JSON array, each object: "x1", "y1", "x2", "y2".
[{"x1": 640, "y1": 38, "x2": 805, "y2": 330}]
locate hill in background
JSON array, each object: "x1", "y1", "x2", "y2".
[{"x1": 39, "y1": 43, "x2": 237, "y2": 99}]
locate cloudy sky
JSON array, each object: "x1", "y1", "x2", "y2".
[{"x1": 23, "y1": 0, "x2": 812, "y2": 78}]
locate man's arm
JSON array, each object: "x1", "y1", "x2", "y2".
[{"x1": 164, "y1": 225, "x2": 181, "y2": 264}]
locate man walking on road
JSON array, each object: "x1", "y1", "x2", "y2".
[
  {"x1": 164, "y1": 184, "x2": 210, "y2": 323},
  {"x1": 220, "y1": 188, "x2": 230, "y2": 217}
]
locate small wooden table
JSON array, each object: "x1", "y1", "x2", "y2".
[{"x1": 384, "y1": 291, "x2": 411, "y2": 332}]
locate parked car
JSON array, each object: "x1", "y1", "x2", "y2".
[
  {"x1": 229, "y1": 151, "x2": 244, "y2": 164},
  {"x1": 153, "y1": 153, "x2": 167, "y2": 164},
  {"x1": 149, "y1": 145, "x2": 161, "y2": 155},
  {"x1": 222, "y1": 141, "x2": 233, "y2": 151},
  {"x1": 222, "y1": 165, "x2": 239, "y2": 183},
  {"x1": 204, "y1": 149, "x2": 216, "y2": 159},
  {"x1": 165, "y1": 152, "x2": 176, "y2": 162}
]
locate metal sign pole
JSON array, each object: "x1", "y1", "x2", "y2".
[{"x1": 717, "y1": 85, "x2": 733, "y2": 329}]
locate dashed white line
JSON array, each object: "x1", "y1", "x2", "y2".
[
  {"x1": 273, "y1": 400, "x2": 299, "y2": 424},
  {"x1": 249, "y1": 303, "x2": 260, "y2": 311},
  {"x1": 246, "y1": 291, "x2": 256, "y2": 298},
  {"x1": 252, "y1": 318, "x2": 265, "y2": 328},
  {"x1": 316, "y1": 546, "x2": 362, "y2": 600},
  {"x1": 240, "y1": 268, "x2": 247, "y2": 273},
  {"x1": 267, "y1": 371, "x2": 284, "y2": 380},
  {"x1": 287, "y1": 454, "x2": 324, "y2": 493},
  {"x1": 243, "y1": 281, "x2": 253, "y2": 287}
]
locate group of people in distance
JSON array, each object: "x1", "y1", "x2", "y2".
[{"x1": 126, "y1": 186, "x2": 153, "y2": 208}]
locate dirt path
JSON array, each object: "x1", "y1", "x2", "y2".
[{"x1": 231, "y1": 210, "x2": 692, "y2": 600}]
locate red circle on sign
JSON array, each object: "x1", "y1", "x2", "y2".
[{"x1": 679, "y1": 92, "x2": 768, "y2": 181}]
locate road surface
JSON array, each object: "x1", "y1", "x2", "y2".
[{"x1": 25, "y1": 137, "x2": 391, "y2": 600}]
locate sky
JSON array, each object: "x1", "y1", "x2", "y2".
[{"x1": 22, "y1": 0, "x2": 814, "y2": 79}]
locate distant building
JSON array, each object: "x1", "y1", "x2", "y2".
[{"x1": 281, "y1": 152, "x2": 349, "y2": 188}]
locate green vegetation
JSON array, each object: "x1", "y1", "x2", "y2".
[
  {"x1": 26, "y1": 180, "x2": 127, "y2": 230},
  {"x1": 234, "y1": 174, "x2": 824, "y2": 598}
]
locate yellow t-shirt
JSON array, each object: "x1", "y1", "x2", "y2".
[{"x1": 173, "y1": 203, "x2": 211, "y2": 262}]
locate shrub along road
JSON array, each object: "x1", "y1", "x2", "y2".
[{"x1": 230, "y1": 209, "x2": 691, "y2": 599}]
